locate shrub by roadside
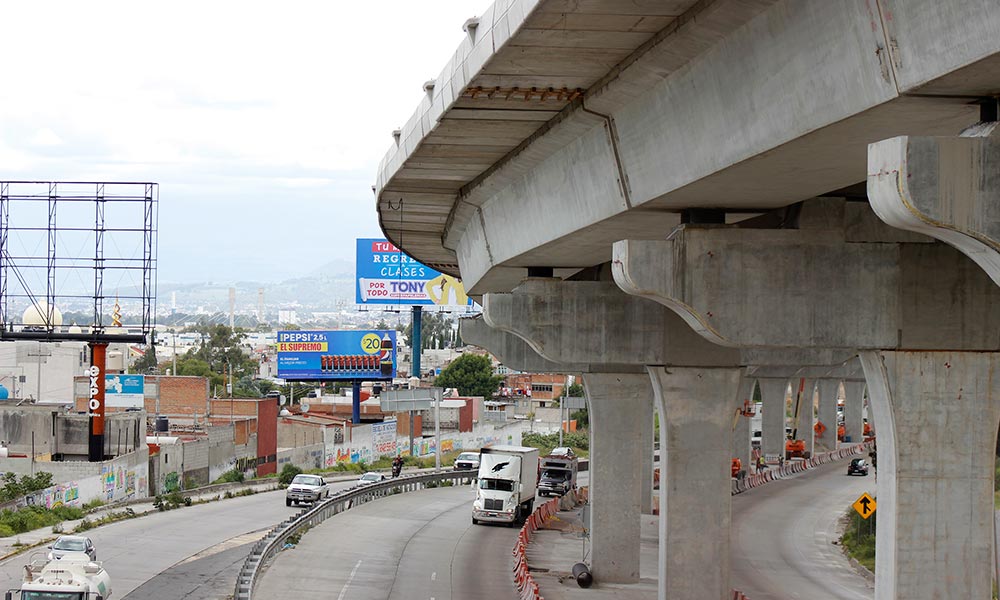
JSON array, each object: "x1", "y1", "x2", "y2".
[
  {"x1": 0, "y1": 505, "x2": 84, "y2": 536},
  {"x1": 839, "y1": 507, "x2": 875, "y2": 572}
]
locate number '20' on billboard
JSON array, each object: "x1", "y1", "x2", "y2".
[
  {"x1": 276, "y1": 330, "x2": 397, "y2": 380},
  {"x1": 356, "y1": 238, "x2": 473, "y2": 307}
]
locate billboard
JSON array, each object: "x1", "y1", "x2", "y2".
[
  {"x1": 105, "y1": 374, "x2": 145, "y2": 408},
  {"x1": 276, "y1": 330, "x2": 397, "y2": 381},
  {"x1": 356, "y1": 238, "x2": 473, "y2": 307}
]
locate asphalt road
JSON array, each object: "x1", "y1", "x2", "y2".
[
  {"x1": 254, "y1": 483, "x2": 520, "y2": 600},
  {"x1": 0, "y1": 478, "x2": 363, "y2": 599},
  {"x1": 731, "y1": 461, "x2": 876, "y2": 599}
]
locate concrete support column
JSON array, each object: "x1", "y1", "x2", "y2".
[
  {"x1": 731, "y1": 376, "x2": 754, "y2": 471},
  {"x1": 795, "y1": 378, "x2": 815, "y2": 457},
  {"x1": 816, "y1": 379, "x2": 840, "y2": 451},
  {"x1": 759, "y1": 378, "x2": 787, "y2": 460},
  {"x1": 641, "y1": 396, "x2": 654, "y2": 514},
  {"x1": 843, "y1": 380, "x2": 865, "y2": 444},
  {"x1": 648, "y1": 365, "x2": 743, "y2": 600},
  {"x1": 860, "y1": 351, "x2": 1000, "y2": 599},
  {"x1": 583, "y1": 372, "x2": 651, "y2": 583}
]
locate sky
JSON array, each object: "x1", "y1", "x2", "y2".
[{"x1": 0, "y1": 1, "x2": 494, "y2": 285}]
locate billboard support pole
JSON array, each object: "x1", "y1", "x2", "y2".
[
  {"x1": 352, "y1": 380, "x2": 361, "y2": 424},
  {"x1": 411, "y1": 305, "x2": 422, "y2": 458},
  {"x1": 87, "y1": 342, "x2": 108, "y2": 462},
  {"x1": 412, "y1": 305, "x2": 422, "y2": 380},
  {"x1": 409, "y1": 411, "x2": 414, "y2": 457}
]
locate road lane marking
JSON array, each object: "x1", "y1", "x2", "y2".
[
  {"x1": 337, "y1": 560, "x2": 362, "y2": 600},
  {"x1": 431, "y1": 572, "x2": 437, "y2": 581}
]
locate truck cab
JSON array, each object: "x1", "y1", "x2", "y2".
[
  {"x1": 9, "y1": 552, "x2": 111, "y2": 600},
  {"x1": 472, "y1": 445, "x2": 539, "y2": 525}
]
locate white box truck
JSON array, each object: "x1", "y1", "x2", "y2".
[{"x1": 472, "y1": 445, "x2": 539, "y2": 526}]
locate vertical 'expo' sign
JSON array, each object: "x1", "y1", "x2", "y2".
[{"x1": 88, "y1": 344, "x2": 107, "y2": 437}]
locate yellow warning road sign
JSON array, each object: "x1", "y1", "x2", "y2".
[{"x1": 852, "y1": 492, "x2": 876, "y2": 519}]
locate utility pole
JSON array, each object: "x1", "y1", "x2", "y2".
[
  {"x1": 171, "y1": 331, "x2": 177, "y2": 375},
  {"x1": 27, "y1": 342, "x2": 52, "y2": 402}
]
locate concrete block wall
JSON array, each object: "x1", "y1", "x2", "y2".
[
  {"x1": 183, "y1": 438, "x2": 210, "y2": 486},
  {"x1": 0, "y1": 405, "x2": 61, "y2": 455},
  {"x1": 55, "y1": 412, "x2": 145, "y2": 459},
  {"x1": 208, "y1": 423, "x2": 236, "y2": 482},
  {"x1": 277, "y1": 422, "x2": 326, "y2": 448},
  {"x1": 12, "y1": 448, "x2": 149, "y2": 509},
  {"x1": 276, "y1": 443, "x2": 325, "y2": 472}
]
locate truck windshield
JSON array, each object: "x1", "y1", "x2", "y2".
[
  {"x1": 21, "y1": 592, "x2": 86, "y2": 600},
  {"x1": 479, "y1": 478, "x2": 515, "y2": 492},
  {"x1": 541, "y1": 470, "x2": 569, "y2": 481}
]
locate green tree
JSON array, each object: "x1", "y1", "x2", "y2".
[
  {"x1": 174, "y1": 356, "x2": 221, "y2": 388},
  {"x1": 560, "y1": 382, "x2": 585, "y2": 399},
  {"x1": 0, "y1": 472, "x2": 54, "y2": 502},
  {"x1": 179, "y1": 325, "x2": 258, "y2": 394},
  {"x1": 433, "y1": 353, "x2": 503, "y2": 398},
  {"x1": 129, "y1": 344, "x2": 160, "y2": 374}
]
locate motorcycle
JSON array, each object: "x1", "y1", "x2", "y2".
[{"x1": 391, "y1": 460, "x2": 402, "y2": 478}]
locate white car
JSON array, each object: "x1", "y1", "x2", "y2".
[
  {"x1": 285, "y1": 474, "x2": 330, "y2": 506},
  {"x1": 358, "y1": 472, "x2": 387, "y2": 485},
  {"x1": 48, "y1": 535, "x2": 96, "y2": 561}
]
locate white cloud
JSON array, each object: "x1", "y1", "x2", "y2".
[{"x1": 0, "y1": 0, "x2": 495, "y2": 282}]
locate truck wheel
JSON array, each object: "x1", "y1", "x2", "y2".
[{"x1": 286, "y1": 499, "x2": 292, "y2": 507}]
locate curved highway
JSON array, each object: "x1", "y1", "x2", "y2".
[
  {"x1": 0, "y1": 479, "x2": 362, "y2": 599},
  {"x1": 254, "y1": 483, "x2": 519, "y2": 600},
  {"x1": 731, "y1": 461, "x2": 875, "y2": 599}
]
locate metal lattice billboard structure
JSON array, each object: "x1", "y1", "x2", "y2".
[{"x1": 0, "y1": 181, "x2": 157, "y2": 344}]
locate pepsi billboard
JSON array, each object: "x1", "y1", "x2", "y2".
[
  {"x1": 356, "y1": 238, "x2": 474, "y2": 307},
  {"x1": 276, "y1": 330, "x2": 396, "y2": 381}
]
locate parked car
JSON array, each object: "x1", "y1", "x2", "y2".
[
  {"x1": 48, "y1": 535, "x2": 96, "y2": 561},
  {"x1": 359, "y1": 472, "x2": 387, "y2": 485},
  {"x1": 846, "y1": 458, "x2": 869, "y2": 476},
  {"x1": 453, "y1": 452, "x2": 481, "y2": 471},
  {"x1": 285, "y1": 474, "x2": 330, "y2": 506}
]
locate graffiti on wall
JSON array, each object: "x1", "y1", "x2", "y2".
[
  {"x1": 101, "y1": 465, "x2": 143, "y2": 501},
  {"x1": 163, "y1": 471, "x2": 180, "y2": 493},
  {"x1": 317, "y1": 421, "x2": 527, "y2": 467},
  {"x1": 24, "y1": 481, "x2": 80, "y2": 509},
  {"x1": 324, "y1": 445, "x2": 373, "y2": 467}
]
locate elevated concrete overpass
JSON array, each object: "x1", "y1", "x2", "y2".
[{"x1": 375, "y1": 2, "x2": 1000, "y2": 599}]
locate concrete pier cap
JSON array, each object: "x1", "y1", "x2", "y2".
[
  {"x1": 611, "y1": 198, "x2": 1000, "y2": 351},
  {"x1": 868, "y1": 133, "x2": 1000, "y2": 286}
]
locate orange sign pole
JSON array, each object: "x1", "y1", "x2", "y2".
[{"x1": 88, "y1": 342, "x2": 109, "y2": 462}]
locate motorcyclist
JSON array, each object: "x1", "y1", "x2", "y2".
[{"x1": 392, "y1": 455, "x2": 403, "y2": 478}]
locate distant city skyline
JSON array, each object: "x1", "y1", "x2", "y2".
[{"x1": 0, "y1": 1, "x2": 494, "y2": 285}]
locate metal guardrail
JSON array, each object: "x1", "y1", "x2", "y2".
[{"x1": 234, "y1": 470, "x2": 478, "y2": 600}]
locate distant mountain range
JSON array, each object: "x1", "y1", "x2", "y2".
[{"x1": 157, "y1": 259, "x2": 359, "y2": 312}]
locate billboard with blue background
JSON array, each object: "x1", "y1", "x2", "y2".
[
  {"x1": 356, "y1": 238, "x2": 474, "y2": 307},
  {"x1": 277, "y1": 330, "x2": 397, "y2": 381},
  {"x1": 105, "y1": 374, "x2": 144, "y2": 408}
]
